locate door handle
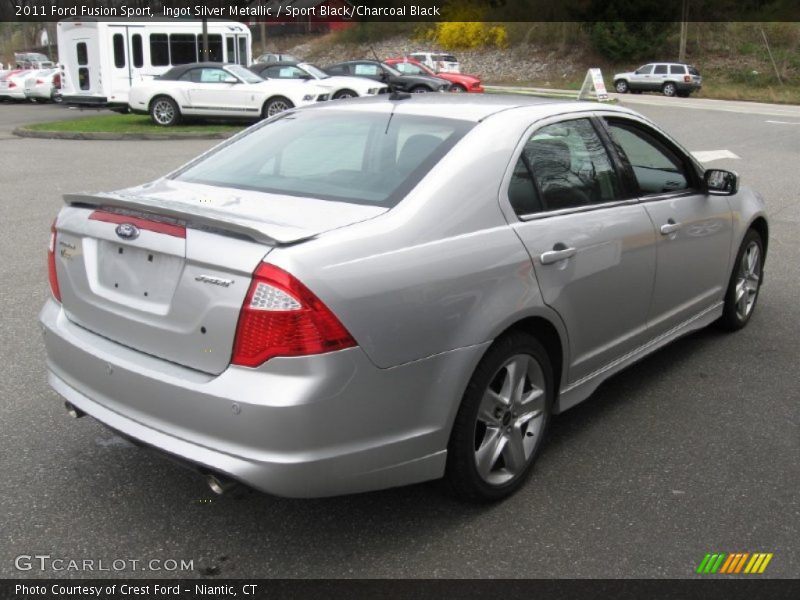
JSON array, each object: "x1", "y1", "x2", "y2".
[
  {"x1": 660, "y1": 220, "x2": 682, "y2": 235},
  {"x1": 540, "y1": 246, "x2": 577, "y2": 265}
]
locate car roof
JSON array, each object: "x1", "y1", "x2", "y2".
[
  {"x1": 159, "y1": 63, "x2": 237, "y2": 80},
  {"x1": 308, "y1": 93, "x2": 639, "y2": 123}
]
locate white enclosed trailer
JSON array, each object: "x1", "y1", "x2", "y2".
[{"x1": 57, "y1": 19, "x2": 252, "y2": 109}]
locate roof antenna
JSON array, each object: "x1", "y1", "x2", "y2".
[{"x1": 370, "y1": 44, "x2": 410, "y2": 100}]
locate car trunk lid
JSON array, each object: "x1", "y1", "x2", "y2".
[{"x1": 55, "y1": 181, "x2": 386, "y2": 374}]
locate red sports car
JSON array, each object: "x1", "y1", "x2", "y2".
[{"x1": 384, "y1": 58, "x2": 485, "y2": 93}]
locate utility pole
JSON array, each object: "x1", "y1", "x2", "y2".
[
  {"x1": 201, "y1": 17, "x2": 209, "y2": 61},
  {"x1": 678, "y1": 0, "x2": 688, "y2": 63}
]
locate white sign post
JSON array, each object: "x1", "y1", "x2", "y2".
[{"x1": 578, "y1": 68, "x2": 610, "y2": 102}]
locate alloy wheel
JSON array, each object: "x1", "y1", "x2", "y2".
[
  {"x1": 474, "y1": 354, "x2": 547, "y2": 486},
  {"x1": 267, "y1": 100, "x2": 290, "y2": 117},
  {"x1": 153, "y1": 100, "x2": 175, "y2": 125},
  {"x1": 735, "y1": 241, "x2": 761, "y2": 321}
]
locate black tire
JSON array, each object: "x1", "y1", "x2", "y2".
[
  {"x1": 450, "y1": 84, "x2": 467, "y2": 93},
  {"x1": 149, "y1": 95, "x2": 180, "y2": 126},
  {"x1": 614, "y1": 79, "x2": 629, "y2": 93},
  {"x1": 333, "y1": 89, "x2": 357, "y2": 100},
  {"x1": 718, "y1": 229, "x2": 764, "y2": 331},
  {"x1": 262, "y1": 96, "x2": 294, "y2": 118},
  {"x1": 446, "y1": 331, "x2": 554, "y2": 502},
  {"x1": 662, "y1": 82, "x2": 677, "y2": 97},
  {"x1": 410, "y1": 85, "x2": 431, "y2": 93}
]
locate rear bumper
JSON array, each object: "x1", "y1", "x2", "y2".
[{"x1": 40, "y1": 300, "x2": 486, "y2": 497}]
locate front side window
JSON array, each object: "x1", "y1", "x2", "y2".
[
  {"x1": 353, "y1": 63, "x2": 379, "y2": 76},
  {"x1": 509, "y1": 118, "x2": 621, "y2": 215},
  {"x1": 326, "y1": 64, "x2": 348, "y2": 75},
  {"x1": 198, "y1": 68, "x2": 237, "y2": 83},
  {"x1": 174, "y1": 111, "x2": 473, "y2": 207},
  {"x1": 267, "y1": 66, "x2": 305, "y2": 79},
  {"x1": 635, "y1": 65, "x2": 653, "y2": 75},
  {"x1": 605, "y1": 119, "x2": 690, "y2": 195}
]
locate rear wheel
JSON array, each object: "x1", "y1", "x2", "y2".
[
  {"x1": 662, "y1": 82, "x2": 677, "y2": 97},
  {"x1": 410, "y1": 85, "x2": 431, "y2": 93},
  {"x1": 719, "y1": 229, "x2": 764, "y2": 331},
  {"x1": 614, "y1": 79, "x2": 629, "y2": 93},
  {"x1": 333, "y1": 89, "x2": 356, "y2": 100},
  {"x1": 150, "y1": 96, "x2": 180, "y2": 126},
  {"x1": 446, "y1": 331, "x2": 553, "y2": 502},
  {"x1": 262, "y1": 96, "x2": 293, "y2": 118}
]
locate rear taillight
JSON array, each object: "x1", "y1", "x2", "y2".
[
  {"x1": 8, "y1": 81, "x2": 16, "y2": 88},
  {"x1": 48, "y1": 220, "x2": 61, "y2": 302},
  {"x1": 231, "y1": 263, "x2": 356, "y2": 367},
  {"x1": 684, "y1": 75, "x2": 691, "y2": 82},
  {"x1": 35, "y1": 78, "x2": 45, "y2": 84}
]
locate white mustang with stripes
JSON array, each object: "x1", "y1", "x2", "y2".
[{"x1": 128, "y1": 62, "x2": 331, "y2": 126}]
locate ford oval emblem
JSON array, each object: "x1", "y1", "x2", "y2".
[{"x1": 115, "y1": 223, "x2": 140, "y2": 240}]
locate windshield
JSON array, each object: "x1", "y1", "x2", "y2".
[
  {"x1": 227, "y1": 64, "x2": 263, "y2": 84},
  {"x1": 174, "y1": 110, "x2": 473, "y2": 207},
  {"x1": 300, "y1": 63, "x2": 329, "y2": 79},
  {"x1": 381, "y1": 63, "x2": 402, "y2": 77}
]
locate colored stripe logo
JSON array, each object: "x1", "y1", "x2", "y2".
[{"x1": 696, "y1": 552, "x2": 773, "y2": 574}]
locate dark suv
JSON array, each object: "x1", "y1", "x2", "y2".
[{"x1": 613, "y1": 63, "x2": 702, "y2": 97}]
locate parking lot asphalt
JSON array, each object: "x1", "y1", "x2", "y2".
[{"x1": 0, "y1": 98, "x2": 797, "y2": 579}]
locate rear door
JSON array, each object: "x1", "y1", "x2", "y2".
[
  {"x1": 506, "y1": 115, "x2": 657, "y2": 384},
  {"x1": 652, "y1": 64, "x2": 669, "y2": 90},
  {"x1": 601, "y1": 116, "x2": 733, "y2": 334},
  {"x1": 68, "y1": 37, "x2": 100, "y2": 97}
]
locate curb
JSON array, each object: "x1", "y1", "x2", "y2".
[{"x1": 12, "y1": 127, "x2": 238, "y2": 141}]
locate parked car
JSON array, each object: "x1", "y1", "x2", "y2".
[
  {"x1": 613, "y1": 63, "x2": 702, "y2": 97},
  {"x1": 408, "y1": 51, "x2": 460, "y2": 73},
  {"x1": 41, "y1": 95, "x2": 767, "y2": 501},
  {"x1": 0, "y1": 69, "x2": 32, "y2": 101},
  {"x1": 324, "y1": 60, "x2": 450, "y2": 93},
  {"x1": 14, "y1": 51, "x2": 54, "y2": 69},
  {"x1": 127, "y1": 62, "x2": 331, "y2": 126},
  {"x1": 254, "y1": 53, "x2": 300, "y2": 64},
  {"x1": 249, "y1": 62, "x2": 388, "y2": 99},
  {"x1": 385, "y1": 57, "x2": 483, "y2": 93},
  {"x1": 24, "y1": 68, "x2": 62, "y2": 102}
]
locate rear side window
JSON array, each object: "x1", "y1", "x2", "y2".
[
  {"x1": 76, "y1": 42, "x2": 87, "y2": 66},
  {"x1": 669, "y1": 64, "x2": 685, "y2": 75},
  {"x1": 326, "y1": 64, "x2": 348, "y2": 75},
  {"x1": 169, "y1": 34, "x2": 197, "y2": 65},
  {"x1": 654, "y1": 65, "x2": 668, "y2": 74},
  {"x1": 509, "y1": 118, "x2": 621, "y2": 215},
  {"x1": 174, "y1": 111, "x2": 473, "y2": 207},
  {"x1": 150, "y1": 34, "x2": 169, "y2": 66},
  {"x1": 112, "y1": 34, "x2": 125, "y2": 68},
  {"x1": 605, "y1": 119, "x2": 690, "y2": 195},
  {"x1": 131, "y1": 34, "x2": 143, "y2": 68}
]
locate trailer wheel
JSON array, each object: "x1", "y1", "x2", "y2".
[{"x1": 150, "y1": 96, "x2": 180, "y2": 126}]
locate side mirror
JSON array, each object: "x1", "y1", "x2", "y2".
[
  {"x1": 379, "y1": 71, "x2": 389, "y2": 82},
  {"x1": 704, "y1": 169, "x2": 739, "y2": 195}
]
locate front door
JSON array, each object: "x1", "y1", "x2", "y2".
[
  {"x1": 601, "y1": 116, "x2": 733, "y2": 334},
  {"x1": 186, "y1": 67, "x2": 249, "y2": 114},
  {"x1": 506, "y1": 116, "x2": 657, "y2": 384}
]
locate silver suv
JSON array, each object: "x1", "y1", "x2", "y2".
[{"x1": 614, "y1": 63, "x2": 702, "y2": 97}]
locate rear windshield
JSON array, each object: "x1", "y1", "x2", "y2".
[
  {"x1": 173, "y1": 110, "x2": 473, "y2": 207},
  {"x1": 435, "y1": 54, "x2": 458, "y2": 62}
]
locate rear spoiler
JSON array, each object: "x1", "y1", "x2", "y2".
[{"x1": 63, "y1": 192, "x2": 316, "y2": 245}]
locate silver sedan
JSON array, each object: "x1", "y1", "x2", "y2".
[{"x1": 40, "y1": 95, "x2": 767, "y2": 501}]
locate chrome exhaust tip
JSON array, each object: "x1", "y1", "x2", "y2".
[
  {"x1": 64, "y1": 401, "x2": 85, "y2": 419},
  {"x1": 206, "y1": 472, "x2": 237, "y2": 495}
]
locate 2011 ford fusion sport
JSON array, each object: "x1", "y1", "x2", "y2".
[{"x1": 40, "y1": 95, "x2": 767, "y2": 501}]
